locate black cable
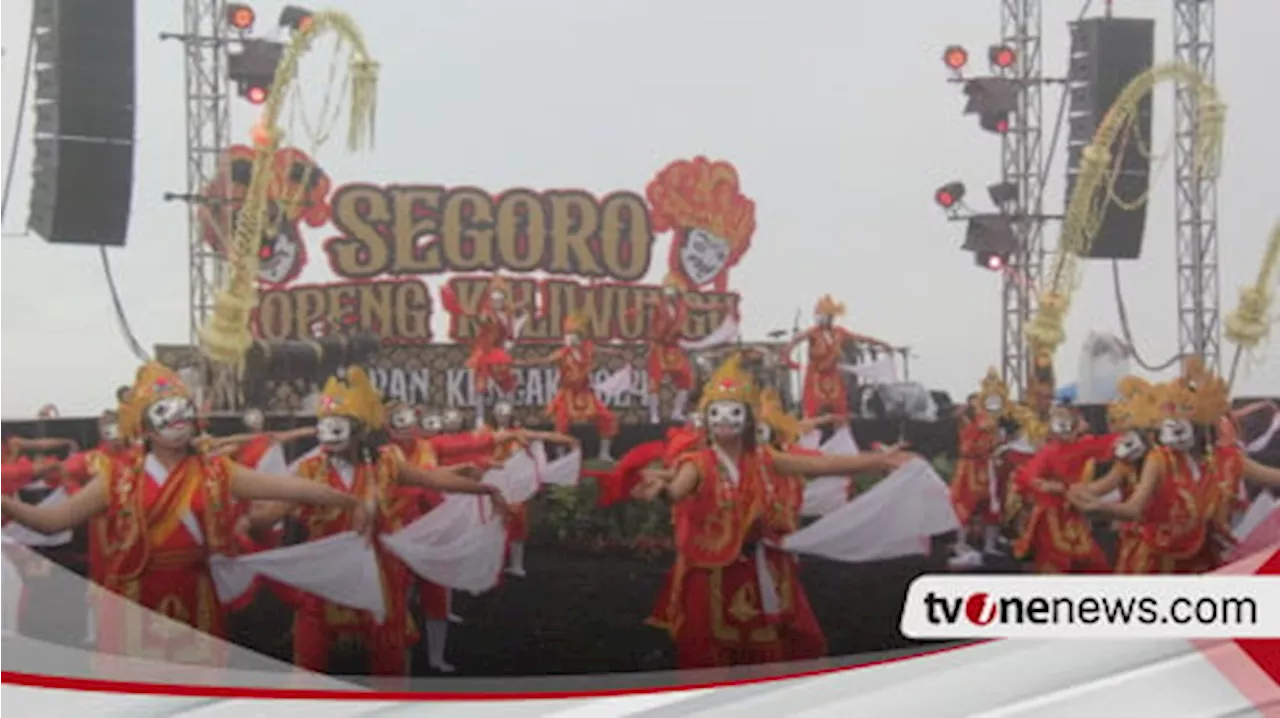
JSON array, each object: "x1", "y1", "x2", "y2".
[
  {"x1": 1, "y1": 14, "x2": 38, "y2": 220},
  {"x1": 1111, "y1": 259, "x2": 1183, "y2": 372},
  {"x1": 99, "y1": 245, "x2": 151, "y2": 361}
]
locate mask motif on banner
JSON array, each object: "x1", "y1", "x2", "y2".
[
  {"x1": 679, "y1": 228, "x2": 732, "y2": 287},
  {"x1": 706, "y1": 400, "x2": 748, "y2": 439},
  {"x1": 147, "y1": 397, "x2": 197, "y2": 444},
  {"x1": 317, "y1": 416, "x2": 355, "y2": 451}
]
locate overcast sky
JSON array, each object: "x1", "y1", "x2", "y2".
[{"x1": 2, "y1": 0, "x2": 1277, "y2": 418}]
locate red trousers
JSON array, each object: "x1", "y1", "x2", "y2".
[
  {"x1": 292, "y1": 610, "x2": 408, "y2": 676},
  {"x1": 418, "y1": 579, "x2": 449, "y2": 621}
]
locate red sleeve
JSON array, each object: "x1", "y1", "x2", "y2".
[
  {"x1": 2, "y1": 462, "x2": 35, "y2": 494},
  {"x1": 1076, "y1": 433, "x2": 1119, "y2": 462},
  {"x1": 1016, "y1": 451, "x2": 1049, "y2": 489},
  {"x1": 61, "y1": 451, "x2": 92, "y2": 483},
  {"x1": 429, "y1": 432, "x2": 496, "y2": 460}
]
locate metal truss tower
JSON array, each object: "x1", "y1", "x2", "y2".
[
  {"x1": 172, "y1": 0, "x2": 233, "y2": 408},
  {"x1": 998, "y1": 0, "x2": 1046, "y2": 398},
  {"x1": 1172, "y1": 0, "x2": 1220, "y2": 371}
]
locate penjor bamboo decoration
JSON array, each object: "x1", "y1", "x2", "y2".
[
  {"x1": 1224, "y1": 220, "x2": 1280, "y2": 388},
  {"x1": 1024, "y1": 63, "x2": 1225, "y2": 397},
  {"x1": 200, "y1": 11, "x2": 379, "y2": 368}
]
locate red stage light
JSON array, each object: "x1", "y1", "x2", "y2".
[
  {"x1": 246, "y1": 85, "x2": 268, "y2": 104},
  {"x1": 994, "y1": 117, "x2": 1009, "y2": 133},
  {"x1": 943, "y1": 45, "x2": 968, "y2": 71},
  {"x1": 934, "y1": 181, "x2": 966, "y2": 210},
  {"x1": 227, "y1": 4, "x2": 256, "y2": 30},
  {"x1": 989, "y1": 45, "x2": 1016, "y2": 69},
  {"x1": 986, "y1": 254, "x2": 1005, "y2": 270},
  {"x1": 936, "y1": 190, "x2": 956, "y2": 209}
]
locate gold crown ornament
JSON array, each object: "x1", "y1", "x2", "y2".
[
  {"x1": 119, "y1": 362, "x2": 191, "y2": 440},
  {"x1": 756, "y1": 387, "x2": 801, "y2": 444},
  {"x1": 698, "y1": 353, "x2": 758, "y2": 411},
  {"x1": 562, "y1": 312, "x2": 588, "y2": 336},
  {"x1": 1154, "y1": 379, "x2": 1198, "y2": 423},
  {"x1": 813, "y1": 295, "x2": 846, "y2": 318},
  {"x1": 1109, "y1": 376, "x2": 1161, "y2": 431},
  {"x1": 317, "y1": 366, "x2": 385, "y2": 429},
  {"x1": 978, "y1": 366, "x2": 1009, "y2": 407},
  {"x1": 486, "y1": 275, "x2": 512, "y2": 299},
  {"x1": 1179, "y1": 357, "x2": 1231, "y2": 424}
]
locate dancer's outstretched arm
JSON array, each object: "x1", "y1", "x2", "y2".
[{"x1": 1, "y1": 477, "x2": 107, "y2": 534}]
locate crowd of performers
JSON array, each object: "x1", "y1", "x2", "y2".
[
  {"x1": 0, "y1": 287, "x2": 932, "y2": 677},
  {"x1": 947, "y1": 360, "x2": 1280, "y2": 574}
]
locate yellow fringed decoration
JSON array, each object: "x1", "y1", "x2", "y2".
[
  {"x1": 1026, "y1": 63, "x2": 1224, "y2": 395},
  {"x1": 200, "y1": 10, "x2": 379, "y2": 369},
  {"x1": 1225, "y1": 221, "x2": 1280, "y2": 352}
]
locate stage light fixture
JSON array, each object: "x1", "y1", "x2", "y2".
[
  {"x1": 226, "y1": 3, "x2": 256, "y2": 31},
  {"x1": 228, "y1": 39, "x2": 283, "y2": 105},
  {"x1": 934, "y1": 181, "x2": 966, "y2": 210},
  {"x1": 279, "y1": 6, "x2": 314, "y2": 31},
  {"x1": 988, "y1": 181, "x2": 1018, "y2": 208},
  {"x1": 943, "y1": 45, "x2": 968, "y2": 71},
  {"x1": 976, "y1": 251, "x2": 1007, "y2": 271},
  {"x1": 964, "y1": 77, "x2": 1017, "y2": 135},
  {"x1": 988, "y1": 45, "x2": 1016, "y2": 70}
]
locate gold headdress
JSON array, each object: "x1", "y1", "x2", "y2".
[
  {"x1": 1154, "y1": 379, "x2": 1198, "y2": 423},
  {"x1": 1179, "y1": 357, "x2": 1230, "y2": 424},
  {"x1": 317, "y1": 366, "x2": 385, "y2": 429},
  {"x1": 814, "y1": 295, "x2": 846, "y2": 318},
  {"x1": 1008, "y1": 402, "x2": 1047, "y2": 445},
  {"x1": 1109, "y1": 376, "x2": 1160, "y2": 431},
  {"x1": 562, "y1": 311, "x2": 587, "y2": 335},
  {"x1": 119, "y1": 362, "x2": 191, "y2": 440},
  {"x1": 756, "y1": 388, "x2": 800, "y2": 444},
  {"x1": 978, "y1": 367, "x2": 1009, "y2": 409},
  {"x1": 698, "y1": 353, "x2": 758, "y2": 411}
]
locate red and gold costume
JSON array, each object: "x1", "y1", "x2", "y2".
[
  {"x1": 950, "y1": 369, "x2": 1008, "y2": 527},
  {"x1": 289, "y1": 370, "x2": 415, "y2": 676},
  {"x1": 94, "y1": 363, "x2": 239, "y2": 664},
  {"x1": 648, "y1": 358, "x2": 825, "y2": 668},
  {"x1": 1113, "y1": 375, "x2": 1220, "y2": 574},
  {"x1": 1012, "y1": 425, "x2": 1116, "y2": 574},
  {"x1": 588, "y1": 424, "x2": 704, "y2": 507},
  {"x1": 645, "y1": 275, "x2": 695, "y2": 394},
  {"x1": 462, "y1": 277, "x2": 518, "y2": 395},
  {"x1": 233, "y1": 433, "x2": 276, "y2": 471},
  {"x1": 790, "y1": 296, "x2": 891, "y2": 419},
  {"x1": 62, "y1": 440, "x2": 137, "y2": 586},
  {"x1": 1099, "y1": 378, "x2": 1160, "y2": 565},
  {"x1": 545, "y1": 315, "x2": 619, "y2": 439}
]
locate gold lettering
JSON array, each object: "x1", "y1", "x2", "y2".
[
  {"x1": 598, "y1": 193, "x2": 653, "y2": 280},
  {"x1": 389, "y1": 186, "x2": 444, "y2": 274},
  {"x1": 449, "y1": 279, "x2": 488, "y2": 340},
  {"x1": 361, "y1": 282, "x2": 396, "y2": 336},
  {"x1": 293, "y1": 287, "x2": 328, "y2": 338},
  {"x1": 256, "y1": 291, "x2": 292, "y2": 340},
  {"x1": 546, "y1": 190, "x2": 602, "y2": 276},
  {"x1": 326, "y1": 185, "x2": 392, "y2": 278},
  {"x1": 441, "y1": 189, "x2": 496, "y2": 271},
  {"x1": 392, "y1": 281, "x2": 432, "y2": 341},
  {"x1": 328, "y1": 284, "x2": 359, "y2": 327},
  {"x1": 616, "y1": 285, "x2": 646, "y2": 340},
  {"x1": 573, "y1": 287, "x2": 615, "y2": 339},
  {"x1": 495, "y1": 190, "x2": 547, "y2": 272}
]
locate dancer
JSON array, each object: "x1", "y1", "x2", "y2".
[
  {"x1": 452, "y1": 276, "x2": 523, "y2": 425},
  {"x1": 635, "y1": 354, "x2": 913, "y2": 668},
  {"x1": 211, "y1": 408, "x2": 315, "y2": 470},
  {"x1": 948, "y1": 369, "x2": 1009, "y2": 563},
  {"x1": 513, "y1": 313, "x2": 620, "y2": 462},
  {"x1": 0, "y1": 362, "x2": 365, "y2": 662},
  {"x1": 485, "y1": 400, "x2": 577, "y2": 578},
  {"x1": 641, "y1": 274, "x2": 697, "y2": 424},
  {"x1": 783, "y1": 295, "x2": 895, "y2": 419},
  {"x1": 1010, "y1": 404, "x2": 1115, "y2": 573},
  {"x1": 2, "y1": 435, "x2": 78, "y2": 467},
  {"x1": 244, "y1": 368, "x2": 511, "y2": 678}
]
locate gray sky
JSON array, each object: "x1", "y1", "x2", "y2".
[{"x1": 2, "y1": 0, "x2": 1277, "y2": 418}]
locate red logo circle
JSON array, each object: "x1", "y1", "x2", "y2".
[{"x1": 965, "y1": 592, "x2": 997, "y2": 625}]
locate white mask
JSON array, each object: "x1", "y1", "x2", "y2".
[
  {"x1": 1050, "y1": 415, "x2": 1075, "y2": 437},
  {"x1": 664, "y1": 286, "x2": 679, "y2": 299},
  {"x1": 1159, "y1": 418, "x2": 1195, "y2": 450},
  {"x1": 443, "y1": 410, "x2": 464, "y2": 432},
  {"x1": 1113, "y1": 430, "x2": 1147, "y2": 461},
  {"x1": 706, "y1": 400, "x2": 748, "y2": 439},
  {"x1": 494, "y1": 402, "x2": 514, "y2": 423},
  {"x1": 100, "y1": 423, "x2": 121, "y2": 442},
  {"x1": 146, "y1": 397, "x2": 196, "y2": 444},
  {"x1": 982, "y1": 395, "x2": 1004, "y2": 414},
  {"x1": 564, "y1": 333, "x2": 580, "y2": 347},
  {"x1": 389, "y1": 406, "x2": 418, "y2": 432},
  {"x1": 243, "y1": 408, "x2": 265, "y2": 432},
  {"x1": 814, "y1": 315, "x2": 832, "y2": 328},
  {"x1": 756, "y1": 423, "x2": 774, "y2": 445},
  {"x1": 420, "y1": 414, "x2": 443, "y2": 434},
  {"x1": 317, "y1": 416, "x2": 355, "y2": 452},
  {"x1": 690, "y1": 413, "x2": 705, "y2": 430},
  {"x1": 489, "y1": 291, "x2": 506, "y2": 309}
]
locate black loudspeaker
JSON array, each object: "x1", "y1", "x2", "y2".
[
  {"x1": 28, "y1": 0, "x2": 137, "y2": 247},
  {"x1": 1065, "y1": 17, "x2": 1155, "y2": 260}
]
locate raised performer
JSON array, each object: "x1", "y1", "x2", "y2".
[
  {"x1": 446, "y1": 276, "x2": 524, "y2": 425},
  {"x1": 0, "y1": 362, "x2": 363, "y2": 663},
  {"x1": 641, "y1": 274, "x2": 697, "y2": 424},
  {"x1": 782, "y1": 295, "x2": 895, "y2": 419},
  {"x1": 514, "y1": 313, "x2": 620, "y2": 462},
  {"x1": 634, "y1": 354, "x2": 912, "y2": 668}
]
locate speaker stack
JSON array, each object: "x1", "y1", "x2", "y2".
[{"x1": 28, "y1": 0, "x2": 137, "y2": 246}]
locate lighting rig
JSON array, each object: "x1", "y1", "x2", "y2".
[{"x1": 225, "y1": 4, "x2": 314, "y2": 105}]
